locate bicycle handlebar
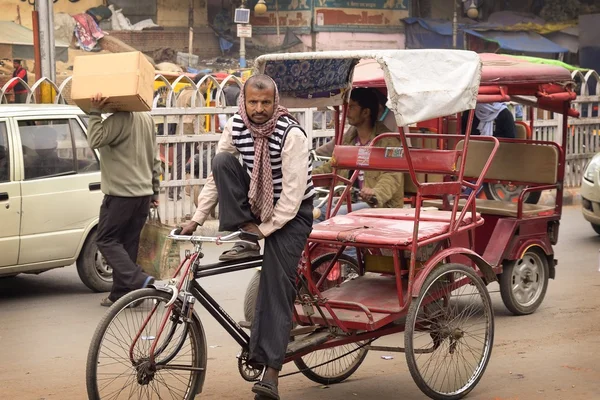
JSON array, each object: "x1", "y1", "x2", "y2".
[{"x1": 168, "y1": 228, "x2": 260, "y2": 244}]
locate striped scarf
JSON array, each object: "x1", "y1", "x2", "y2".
[{"x1": 238, "y1": 78, "x2": 298, "y2": 222}]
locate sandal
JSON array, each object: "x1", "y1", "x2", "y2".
[
  {"x1": 219, "y1": 241, "x2": 260, "y2": 261},
  {"x1": 252, "y1": 380, "x2": 279, "y2": 400}
]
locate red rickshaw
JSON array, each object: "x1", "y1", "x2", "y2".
[{"x1": 85, "y1": 50, "x2": 574, "y2": 400}]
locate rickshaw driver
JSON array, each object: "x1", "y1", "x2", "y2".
[
  {"x1": 312, "y1": 88, "x2": 404, "y2": 220},
  {"x1": 179, "y1": 74, "x2": 315, "y2": 400}
]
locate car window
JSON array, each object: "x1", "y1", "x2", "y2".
[
  {"x1": 69, "y1": 119, "x2": 99, "y2": 173},
  {"x1": 0, "y1": 122, "x2": 9, "y2": 182},
  {"x1": 18, "y1": 119, "x2": 76, "y2": 180},
  {"x1": 79, "y1": 115, "x2": 89, "y2": 128}
]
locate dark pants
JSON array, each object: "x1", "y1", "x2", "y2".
[
  {"x1": 14, "y1": 92, "x2": 27, "y2": 104},
  {"x1": 96, "y1": 195, "x2": 152, "y2": 301},
  {"x1": 212, "y1": 152, "x2": 313, "y2": 370}
]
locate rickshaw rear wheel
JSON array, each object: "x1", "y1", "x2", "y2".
[
  {"x1": 293, "y1": 253, "x2": 367, "y2": 385},
  {"x1": 243, "y1": 252, "x2": 368, "y2": 385},
  {"x1": 500, "y1": 248, "x2": 549, "y2": 315},
  {"x1": 405, "y1": 263, "x2": 494, "y2": 400}
]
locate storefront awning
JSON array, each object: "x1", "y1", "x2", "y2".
[{"x1": 464, "y1": 29, "x2": 569, "y2": 54}]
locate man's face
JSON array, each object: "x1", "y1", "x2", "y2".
[
  {"x1": 347, "y1": 99, "x2": 369, "y2": 127},
  {"x1": 13, "y1": 61, "x2": 19, "y2": 69},
  {"x1": 245, "y1": 85, "x2": 275, "y2": 124}
]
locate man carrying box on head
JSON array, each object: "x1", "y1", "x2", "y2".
[{"x1": 87, "y1": 93, "x2": 162, "y2": 307}]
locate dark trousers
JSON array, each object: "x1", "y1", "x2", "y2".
[
  {"x1": 96, "y1": 195, "x2": 152, "y2": 301},
  {"x1": 14, "y1": 92, "x2": 27, "y2": 104},
  {"x1": 212, "y1": 152, "x2": 313, "y2": 370}
]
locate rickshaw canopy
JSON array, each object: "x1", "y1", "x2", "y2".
[
  {"x1": 254, "y1": 50, "x2": 482, "y2": 127},
  {"x1": 352, "y1": 52, "x2": 577, "y2": 116}
]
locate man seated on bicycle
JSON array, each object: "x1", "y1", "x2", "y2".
[
  {"x1": 312, "y1": 87, "x2": 404, "y2": 221},
  {"x1": 179, "y1": 74, "x2": 314, "y2": 400}
]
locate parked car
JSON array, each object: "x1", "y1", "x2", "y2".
[
  {"x1": 0, "y1": 104, "x2": 110, "y2": 291},
  {"x1": 581, "y1": 152, "x2": 600, "y2": 234}
]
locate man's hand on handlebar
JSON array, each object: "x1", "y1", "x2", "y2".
[
  {"x1": 359, "y1": 187, "x2": 377, "y2": 204},
  {"x1": 179, "y1": 220, "x2": 199, "y2": 236}
]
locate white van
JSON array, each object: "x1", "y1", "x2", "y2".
[{"x1": 0, "y1": 104, "x2": 111, "y2": 291}]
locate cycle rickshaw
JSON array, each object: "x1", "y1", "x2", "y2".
[{"x1": 86, "y1": 49, "x2": 575, "y2": 400}]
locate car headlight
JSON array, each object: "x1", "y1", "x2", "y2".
[{"x1": 584, "y1": 156, "x2": 600, "y2": 182}]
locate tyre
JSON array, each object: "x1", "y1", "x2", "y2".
[
  {"x1": 76, "y1": 230, "x2": 112, "y2": 292},
  {"x1": 86, "y1": 288, "x2": 207, "y2": 400},
  {"x1": 483, "y1": 183, "x2": 541, "y2": 204},
  {"x1": 293, "y1": 253, "x2": 368, "y2": 385},
  {"x1": 405, "y1": 263, "x2": 494, "y2": 400},
  {"x1": 500, "y1": 248, "x2": 549, "y2": 315},
  {"x1": 592, "y1": 223, "x2": 600, "y2": 235},
  {"x1": 243, "y1": 269, "x2": 261, "y2": 322}
]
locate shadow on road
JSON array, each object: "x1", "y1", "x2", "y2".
[{"x1": 0, "y1": 267, "x2": 94, "y2": 300}]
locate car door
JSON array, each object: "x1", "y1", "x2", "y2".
[
  {"x1": 17, "y1": 115, "x2": 102, "y2": 266},
  {"x1": 0, "y1": 119, "x2": 22, "y2": 269}
]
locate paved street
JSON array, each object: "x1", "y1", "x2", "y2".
[{"x1": 1, "y1": 205, "x2": 599, "y2": 400}]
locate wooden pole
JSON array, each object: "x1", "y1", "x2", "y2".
[{"x1": 188, "y1": 0, "x2": 194, "y2": 68}]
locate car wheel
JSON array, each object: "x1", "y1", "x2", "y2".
[
  {"x1": 76, "y1": 230, "x2": 112, "y2": 292},
  {"x1": 592, "y1": 224, "x2": 600, "y2": 235}
]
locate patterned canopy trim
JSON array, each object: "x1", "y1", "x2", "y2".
[{"x1": 263, "y1": 59, "x2": 356, "y2": 99}]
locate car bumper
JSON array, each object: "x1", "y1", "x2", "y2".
[{"x1": 581, "y1": 176, "x2": 600, "y2": 225}]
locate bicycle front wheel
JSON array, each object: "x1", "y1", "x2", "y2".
[{"x1": 86, "y1": 288, "x2": 207, "y2": 400}]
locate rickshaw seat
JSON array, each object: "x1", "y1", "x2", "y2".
[
  {"x1": 331, "y1": 145, "x2": 459, "y2": 175},
  {"x1": 310, "y1": 208, "x2": 481, "y2": 247},
  {"x1": 422, "y1": 198, "x2": 554, "y2": 218}
]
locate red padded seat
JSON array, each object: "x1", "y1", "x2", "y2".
[{"x1": 310, "y1": 208, "x2": 481, "y2": 247}]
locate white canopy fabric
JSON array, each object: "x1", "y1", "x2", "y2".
[{"x1": 254, "y1": 50, "x2": 482, "y2": 127}]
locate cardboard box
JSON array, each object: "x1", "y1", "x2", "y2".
[{"x1": 71, "y1": 51, "x2": 154, "y2": 113}]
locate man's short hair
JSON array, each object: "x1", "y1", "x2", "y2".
[
  {"x1": 13, "y1": 59, "x2": 21, "y2": 64},
  {"x1": 245, "y1": 74, "x2": 275, "y2": 93},
  {"x1": 350, "y1": 87, "x2": 379, "y2": 127}
]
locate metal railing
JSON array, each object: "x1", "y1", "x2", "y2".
[{"x1": 2, "y1": 69, "x2": 599, "y2": 223}]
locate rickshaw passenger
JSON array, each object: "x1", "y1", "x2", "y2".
[
  {"x1": 314, "y1": 88, "x2": 394, "y2": 157},
  {"x1": 461, "y1": 102, "x2": 516, "y2": 138},
  {"x1": 312, "y1": 88, "x2": 404, "y2": 221}
]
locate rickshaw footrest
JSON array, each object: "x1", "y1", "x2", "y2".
[{"x1": 286, "y1": 331, "x2": 333, "y2": 356}]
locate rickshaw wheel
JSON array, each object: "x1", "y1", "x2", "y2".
[
  {"x1": 483, "y1": 183, "x2": 541, "y2": 204},
  {"x1": 405, "y1": 263, "x2": 494, "y2": 400},
  {"x1": 500, "y1": 249, "x2": 549, "y2": 316},
  {"x1": 294, "y1": 253, "x2": 368, "y2": 385}
]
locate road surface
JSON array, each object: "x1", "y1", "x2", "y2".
[{"x1": 0, "y1": 206, "x2": 599, "y2": 400}]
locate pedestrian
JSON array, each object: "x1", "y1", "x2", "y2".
[
  {"x1": 87, "y1": 93, "x2": 162, "y2": 307},
  {"x1": 179, "y1": 74, "x2": 315, "y2": 399},
  {"x1": 168, "y1": 72, "x2": 207, "y2": 200},
  {"x1": 6, "y1": 59, "x2": 28, "y2": 104}
]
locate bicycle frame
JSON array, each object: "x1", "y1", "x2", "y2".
[{"x1": 128, "y1": 232, "x2": 263, "y2": 367}]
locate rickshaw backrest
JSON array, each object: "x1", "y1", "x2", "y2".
[
  {"x1": 456, "y1": 140, "x2": 559, "y2": 184},
  {"x1": 331, "y1": 145, "x2": 459, "y2": 175}
]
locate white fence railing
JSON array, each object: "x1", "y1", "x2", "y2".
[{"x1": 1, "y1": 70, "x2": 599, "y2": 224}]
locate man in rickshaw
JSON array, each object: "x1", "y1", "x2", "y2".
[
  {"x1": 179, "y1": 74, "x2": 314, "y2": 400},
  {"x1": 461, "y1": 101, "x2": 516, "y2": 138},
  {"x1": 312, "y1": 88, "x2": 404, "y2": 220},
  {"x1": 314, "y1": 88, "x2": 394, "y2": 157}
]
